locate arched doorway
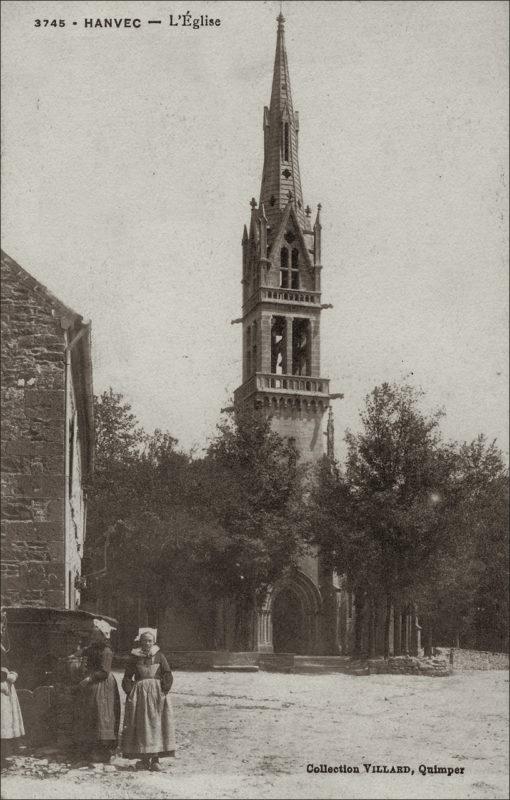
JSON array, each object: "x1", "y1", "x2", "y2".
[
  {"x1": 256, "y1": 569, "x2": 322, "y2": 654},
  {"x1": 272, "y1": 585, "x2": 307, "y2": 654}
]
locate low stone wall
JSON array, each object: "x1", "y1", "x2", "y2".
[
  {"x1": 116, "y1": 650, "x2": 272, "y2": 671},
  {"x1": 441, "y1": 648, "x2": 509, "y2": 671},
  {"x1": 168, "y1": 651, "x2": 293, "y2": 672},
  {"x1": 114, "y1": 651, "x2": 454, "y2": 675},
  {"x1": 116, "y1": 650, "x2": 493, "y2": 676},
  {"x1": 167, "y1": 651, "x2": 229, "y2": 670},
  {"x1": 258, "y1": 653, "x2": 295, "y2": 673},
  {"x1": 219, "y1": 651, "x2": 259, "y2": 667},
  {"x1": 367, "y1": 655, "x2": 451, "y2": 677}
]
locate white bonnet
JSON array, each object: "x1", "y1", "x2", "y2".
[
  {"x1": 135, "y1": 627, "x2": 157, "y2": 642},
  {"x1": 93, "y1": 618, "x2": 116, "y2": 639}
]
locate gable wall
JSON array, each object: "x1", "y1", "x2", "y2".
[{"x1": 1, "y1": 254, "x2": 67, "y2": 607}]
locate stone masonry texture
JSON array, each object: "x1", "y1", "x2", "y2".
[{"x1": 1, "y1": 252, "x2": 66, "y2": 607}]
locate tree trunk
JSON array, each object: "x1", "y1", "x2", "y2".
[
  {"x1": 402, "y1": 604, "x2": 410, "y2": 655},
  {"x1": 320, "y1": 571, "x2": 340, "y2": 655},
  {"x1": 368, "y1": 598, "x2": 376, "y2": 659},
  {"x1": 424, "y1": 618, "x2": 433, "y2": 657},
  {"x1": 234, "y1": 601, "x2": 243, "y2": 650},
  {"x1": 394, "y1": 602, "x2": 402, "y2": 656},
  {"x1": 383, "y1": 595, "x2": 392, "y2": 659},
  {"x1": 212, "y1": 600, "x2": 221, "y2": 650},
  {"x1": 353, "y1": 588, "x2": 365, "y2": 658},
  {"x1": 247, "y1": 597, "x2": 256, "y2": 651}
]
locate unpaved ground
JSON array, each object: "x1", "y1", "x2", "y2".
[{"x1": 2, "y1": 669, "x2": 508, "y2": 799}]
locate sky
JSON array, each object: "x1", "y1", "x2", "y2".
[{"x1": 1, "y1": 0, "x2": 508, "y2": 462}]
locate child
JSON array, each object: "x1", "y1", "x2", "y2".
[{"x1": 1, "y1": 610, "x2": 25, "y2": 770}]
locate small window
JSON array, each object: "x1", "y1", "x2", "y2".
[
  {"x1": 283, "y1": 122, "x2": 289, "y2": 162},
  {"x1": 280, "y1": 248, "x2": 289, "y2": 288},
  {"x1": 291, "y1": 249, "x2": 299, "y2": 289}
]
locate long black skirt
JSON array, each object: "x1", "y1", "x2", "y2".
[{"x1": 72, "y1": 673, "x2": 120, "y2": 753}]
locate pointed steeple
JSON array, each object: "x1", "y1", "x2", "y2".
[{"x1": 259, "y1": 12, "x2": 305, "y2": 234}]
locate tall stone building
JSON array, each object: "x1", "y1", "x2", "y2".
[
  {"x1": 84, "y1": 15, "x2": 419, "y2": 662},
  {"x1": 1, "y1": 250, "x2": 94, "y2": 610},
  {"x1": 233, "y1": 13, "x2": 348, "y2": 655}
]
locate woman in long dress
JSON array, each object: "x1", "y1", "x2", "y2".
[
  {"x1": 1, "y1": 618, "x2": 25, "y2": 770},
  {"x1": 72, "y1": 620, "x2": 120, "y2": 764},
  {"x1": 121, "y1": 629, "x2": 175, "y2": 771}
]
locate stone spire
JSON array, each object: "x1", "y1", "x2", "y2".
[{"x1": 259, "y1": 12, "x2": 305, "y2": 233}]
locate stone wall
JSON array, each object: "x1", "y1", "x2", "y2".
[
  {"x1": 115, "y1": 650, "x2": 294, "y2": 673},
  {"x1": 442, "y1": 648, "x2": 509, "y2": 671},
  {"x1": 367, "y1": 655, "x2": 451, "y2": 677},
  {"x1": 112, "y1": 651, "x2": 231, "y2": 671},
  {"x1": 258, "y1": 652, "x2": 295, "y2": 672},
  {"x1": 169, "y1": 651, "x2": 229, "y2": 670},
  {"x1": 1, "y1": 253, "x2": 67, "y2": 607},
  {"x1": 365, "y1": 649, "x2": 509, "y2": 676}
]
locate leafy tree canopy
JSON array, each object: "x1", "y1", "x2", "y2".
[
  {"x1": 84, "y1": 395, "x2": 302, "y2": 639},
  {"x1": 302, "y1": 382, "x2": 508, "y2": 651}
]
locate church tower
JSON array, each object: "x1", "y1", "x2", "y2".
[
  {"x1": 234, "y1": 13, "x2": 338, "y2": 655},
  {"x1": 234, "y1": 12, "x2": 330, "y2": 462}
]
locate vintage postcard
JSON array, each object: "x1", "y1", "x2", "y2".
[{"x1": 1, "y1": 1, "x2": 508, "y2": 799}]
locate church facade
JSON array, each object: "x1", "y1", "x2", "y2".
[
  {"x1": 233, "y1": 13, "x2": 351, "y2": 656},
  {"x1": 86, "y1": 14, "x2": 422, "y2": 661}
]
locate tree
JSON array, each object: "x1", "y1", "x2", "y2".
[
  {"x1": 83, "y1": 391, "x2": 192, "y2": 599},
  {"x1": 84, "y1": 392, "x2": 303, "y2": 651},
  {"x1": 93, "y1": 388, "x2": 145, "y2": 467},
  {"x1": 304, "y1": 381, "x2": 458, "y2": 657},
  {"x1": 84, "y1": 390, "x2": 146, "y2": 573},
  {"x1": 417, "y1": 435, "x2": 509, "y2": 651},
  {"x1": 203, "y1": 406, "x2": 302, "y2": 648}
]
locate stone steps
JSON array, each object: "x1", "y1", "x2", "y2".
[
  {"x1": 212, "y1": 665, "x2": 260, "y2": 672},
  {"x1": 293, "y1": 656, "x2": 368, "y2": 675},
  {"x1": 115, "y1": 651, "x2": 371, "y2": 675}
]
